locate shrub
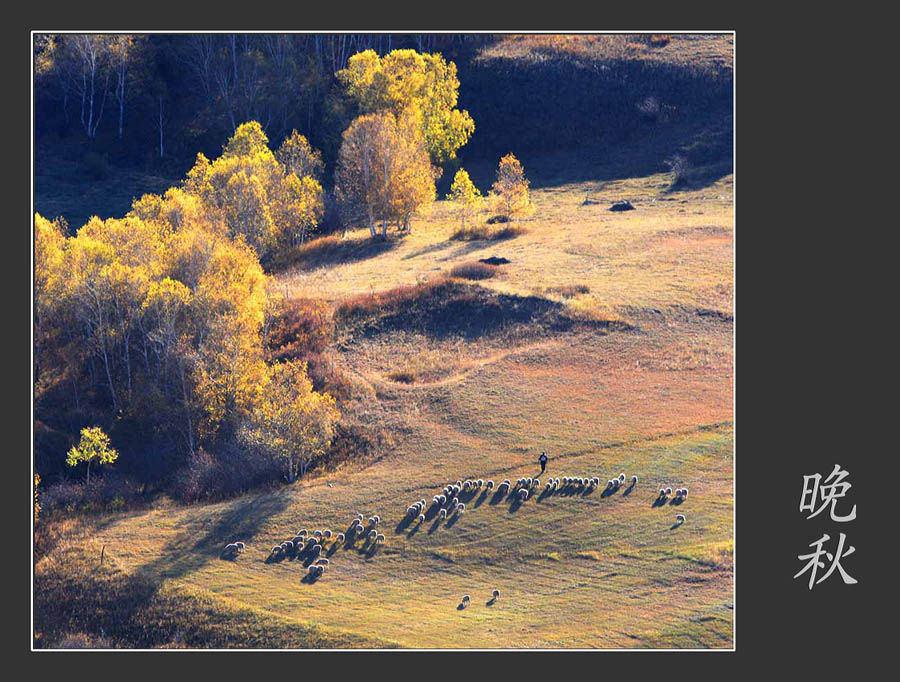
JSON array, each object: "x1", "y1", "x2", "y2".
[
  {"x1": 266, "y1": 297, "x2": 334, "y2": 363},
  {"x1": 450, "y1": 262, "x2": 498, "y2": 280},
  {"x1": 387, "y1": 369, "x2": 417, "y2": 384},
  {"x1": 665, "y1": 154, "x2": 690, "y2": 189},
  {"x1": 451, "y1": 224, "x2": 527, "y2": 241},
  {"x1": 172, "y1": 444, "x2": 283, "y2": 503},
  {"x1": 40, "y1": 473, "x2": 143, "y2": 516},
  {"x1": 335, "y1": 277, "x2": 450, "y2": 323}
]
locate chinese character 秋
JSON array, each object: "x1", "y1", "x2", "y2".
[
  {"x1": 793, "y1": 532, "x2": 857, "y2": 589},
  {"x1": 799, "y1": 464, "x2": 857, "y2": 522}
]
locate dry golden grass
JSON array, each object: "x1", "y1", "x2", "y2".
[
  {"x1": 36, "y1": 155, "x2": 733, "y2": 649},
  {"x1": 280, "y1": 169, "x2": 733, "y2": 317},
  {"x1": 476, "y1": 34, "x2": 734, "y2": 74}
]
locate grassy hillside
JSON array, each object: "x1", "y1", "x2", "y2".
[{"x1": 35, "y1": 148, "x2": 733, "y2": 647}]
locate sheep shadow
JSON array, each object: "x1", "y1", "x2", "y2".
[
  {"x1": 486, "y1": 597, "x2": 497, "y2": 607},
  {"x1": 265, "y1": 551, "x2": 285, "y2": 564},
  {"x1": 582, "y1": 486, "x2": 596, "y2": 498},
  {"x1": 459, "y1": 489, "x2": 478, "y2": 504},
  {"x1": 670, "y1": 521, "x2": 684, "y2": 530},
  {"x1": 537, "y1": 488, "x2": 553, "y2": 502},
  {"x1": 407, "y1": 522, "x2": 423, "y2": 539},
  {"x1": 669, "y1": 497, "x2": 684, "y2": 506},
  {"x1": 327, "y1": 543, "x2": 339, "y2": 557},
  {"x1": 623, "y1": 484, "x2": 635, "y2": 496},
  {"x1": 445, "y1": 513, "x2": 461, "y2": 528},
  {"x1": 489, "y1": 490, "x2": 507, "y2": 506},
  {"x1": 652, "y1": 496, "x2": 668, "y2": 508},
  {"x1": 473, "y1": 490, "x2": 489, "y2": 508},
  {"x1": 427, "y1": 517, "x2": 443, "y2": 534},
  {"x1": 508, "y1": 497, "x2": 524, "y2": 514},
  {"x1": 395, "y1": 516, "x2": 414, "y2": 534},
  {"x1": 457, "y1": 603, "x2": 467, "y2": 611},
  {"x1": 601, "y1": 487, "x2": 617, "y2": 499},
  {"x1": 301, "y1": 572, "x2": 321, "y2": 584}
]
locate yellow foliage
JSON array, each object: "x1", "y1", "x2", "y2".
[
  {"x1": 491, "y1": 153, "x2": 534, "y2": 225},
  {"x1": 338, "y1": 49, "x2": 474, "y2": 164}
]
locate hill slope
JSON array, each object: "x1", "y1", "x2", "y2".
[{"x1": 35, "y1": 150, "x2": 733, "y2": 648}]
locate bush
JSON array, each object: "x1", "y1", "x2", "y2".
[
  {"x1": 451, "y1": 224, "x2": 527, "y2": 242},
  {"x1": 665, "y1": 154, "x2": 690, "y2": 189},
  {"x1": 335, "y1": 277, "x2": 450, "y2": 323},
  {"x1": 40, "y1": 473, "x2": 143, "y2": 516},
  {"x1": 450, "y1": 262, "x2": 498, "y2": 280},
  {"x1": 172, "y1": 443, "x2": 283, "y2": 503},
  {"x1": 266, "y1": 297, "x2": 334, "y2": 363}
]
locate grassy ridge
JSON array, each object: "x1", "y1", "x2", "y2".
[{"x1": 35, "y1": 137, "x2": 733, "y2": 647}]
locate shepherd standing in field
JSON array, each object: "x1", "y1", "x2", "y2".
[{"x1": 539, "y1": 451, "x2": 548, "y2": 474}]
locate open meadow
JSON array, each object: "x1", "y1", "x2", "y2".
[{"x1": 35, "y1": 155, "x2": 733, "y2": 648}]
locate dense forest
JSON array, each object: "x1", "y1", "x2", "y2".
[{"x1": 33, "y1": 33, "x2": 733, "y2": 514}]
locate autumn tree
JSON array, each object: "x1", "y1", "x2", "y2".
[
  {"x1": 336, "y1": 111, "x2": 435, "y2": 239},
  {"x1": 490, "y1": 153, "x2": 534, "y2": 227},
  {"x1": 66, "y1": 426, "x2": 119, "y2": 483},
  {"x1": 70, "y1": 35, "x2": 113, "y2": 139},
  {"x1": 183, "y1": 121, "x2": 324, "y2": 257},
  {"x1": 34, "y1": 122, "x2": 339, "y2": 491},
  {"x1": 276, "y1": 130, "x2": 324, "y2": 181},
  {"x1": 242, "y1": 360, "x2": 340, "y2": 482},
  {"x1": 447, "y1": 168, "x2": 482, "y2": 231},
  {"x1": 34, "y1": 214, "x2": 66, "y2": 383},
  {"x1": 337, "y1": 49, "x2": 474, "y2": 165}
]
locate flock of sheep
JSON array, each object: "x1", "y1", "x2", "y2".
[{"x1": 222, "y1": 468, "x2": 691, "y2": 602}]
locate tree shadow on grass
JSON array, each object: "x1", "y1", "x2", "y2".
[
  {"x1": 52, "y1": 490, "x2": 294, "y2": 646},
  {"x1": 280, "y1": 234, "x2": 400, "y2": 273}
]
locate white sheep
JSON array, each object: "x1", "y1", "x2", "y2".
[
  {"x1": 439, "y1": 508, "x2": 448, "y2": 519},
  {"x1": 336, "y1": 533, "x2": 345, "y2": 543},
  {"x1": 486, "y1": 480, "x2": 494, "y2": 490},
  {"x1": 492, "y1": 589, "x2": 500, "y2": 599},
  {"x1": 418, "y1": 514, "x2": 425, "y2": 522},
  {"x1": 518, "y1": 489, "x2": 529, "y2": 501},
  {"x1": 631, "y1": 475, "x2": 638, "y2": 485},
  {"x1": 682, "y1": 488, "x2": 689, "y2": 498},
  {"x1": 675, "y1": 514, "x2": 685, "y2": 523}
]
